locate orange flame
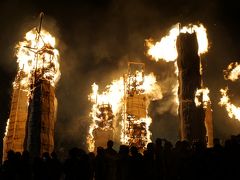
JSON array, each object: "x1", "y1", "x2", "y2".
[
  {"x1": 195, "y1": 88, "x2": 211, "y2": 108},
  {"x1": 219, "y1": 88, "x2": 240, "y2": 121},
  {"x1": 87, "y1": 79, "x2": 124, "y2": 152},
  {"x1": 224, "y1": 62, "x2": 240, "y2": 81},
  {"x1": 146, "y1": 23, "x2": 208, "y2": 61},
  {"x1": 219, "y1": 62, "x2": 240, "y2": 121},
  {"x1": 4, "y1": 119, "x2": 10, "y2": 137},
  {"x1": 15, "y1": 28, "x2": 60, "y2": 89}
]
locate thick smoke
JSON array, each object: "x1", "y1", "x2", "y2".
[{"x1": 1, "y1": 0, "x2": 240, "y2": 158}]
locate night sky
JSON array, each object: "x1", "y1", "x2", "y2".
[{"x1": 1, "y1": 0, "x2": 240, "y2": 158}]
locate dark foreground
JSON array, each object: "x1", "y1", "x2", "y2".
[{"x1": 1, "y1": 135, "x2": 240, "y2": 180}]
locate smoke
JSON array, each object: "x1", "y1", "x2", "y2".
[{"x1": 156, "y1": 71, "x2": 178, "y2": 115}]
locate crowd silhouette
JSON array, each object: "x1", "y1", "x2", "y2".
[{"x1": 1, "y1": 135, "x2": 240, "y2": 180}]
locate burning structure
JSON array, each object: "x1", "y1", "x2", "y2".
[
  {"x1": 3, "y1": 13, "x2": 60, "y2": 159},
  {"x1": 88, "y1": 62, "x2": 162, "y2": 152},
  {"x1": 122, "y1": 62, "x2": 149, "y2": 149},
  {"x1": 88, "y1": 83, "x2": 116, "y2": 152},
  {"x1": 147, "y1": 23, "x2": 212, "y2": 146},
  {"x1": 176, "y1": 32, "x2": 206, "y2": 143},
  {"x1": 121, "y1": 62, "x2": 162, "y2": 149},
  {"x1": 2, "y1": 71, "x2": 29, "y2": 160},
  {"x1": 195, "y1": 88, "x2": 213, "y2": 147}
]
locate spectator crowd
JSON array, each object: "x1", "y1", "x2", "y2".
[{"x1": 1, "y1": 135, "x2": 240, "y2": 180}]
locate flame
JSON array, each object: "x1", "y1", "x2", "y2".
[
  {"x1": 140, "y1": 73, "x2": 163, "y2": 100},
  {"x1": 146, "y1": 26, "x2": 180, "y2": 62},
  {"x1": 146, "y1": 23, "x2": 208, "y2": 61},
  {"x1": 146, "y1": 23, "x2": 208, "y2": 114},
  {"x1": 16, "y1": 28, "x2": 60, "y2": 89},
  {"x1": 120, "y1": 116, "x2": 153, "y2": 148},
  {"x1": 224, "y1": 62, "x2": 240, "y2": 82},
  {"x1": 87, "y1": 73, "x2": 162, "y2": 151},
  {"x1": 219, "y1": 62, "x2": 240, "y2": 121},
  {"x1": 4, "y1": 23, "x2": 60, "y2": 159},
  {"x1": 89, "y1": 79, "x2": 125, "y2": 115},
  {"x1": 195, "y1": 88, "x2": 210, "y2": 108},
  {"x1": 87, "y1": 79, "x2": 125, "y2": 152},
  {"x1": 4, "y1": 119, "x2": 10, "y2": 137},
  {"x1": 219, "y1": 88, "x2": 240, "y2": 121}
]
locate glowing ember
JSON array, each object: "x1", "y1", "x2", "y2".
[
  {"x1": 224, "y1": 62, "x2": 240, "y2": 82},
  {"x1": 195, "y1": 88, "x2": 210, "y2": 108},
  {"x1": 16, "y1": 28, "x2": 60, "y2": 89},
  {"x1": 219, "y1": 88, "x2": 240, "y2": 121}
]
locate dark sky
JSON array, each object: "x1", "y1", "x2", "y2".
[{"x1": 1, "y1": 0, "x2": 240, "y2": 155}]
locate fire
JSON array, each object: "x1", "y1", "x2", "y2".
[
  {"x1": 4, "y1": 119, "x2": 10, "y2": 137},
  {"x1": 146, "y1": 23, "x2": 208, "y2": 61},
  {"x1": 139, "y1": 73, "x2": 163, "y2": 101},
  {"x1": 219, "y1": 62, "x2": 240, "y2": 121},
  {"x1": 87, "y1": 72, "x2": 162, "y2": 152},
  {"x1": 121, "y1": 116, "x2": 153, "y2": 148},
  {"x1": 219, "y1": 88, "x2": 240, "y2": 121},
  {"x1": 146, "y1": 23, "x2": 209, "y2": 113},
  {"x1": 87, "y1": 79, "x2": 124, "y2": 152},
  {"x1": 15, "y1": 28, "x2": 60, "y2": 89},
  {"x1": 195, "y1": 88, "x2": 210, "y2": 108},
  {"x1": 224, "y1": 62, "x2": 240, "y2": 81},
  {"x1": 3, "y1": 14, "x2": 60, "y2": 160},
  {"x1": 146, "y1": 26, "x2": 180, "y2": 62},
  {"x1": 121, "y1": 70, "x2": 162, "y2": 148}
]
